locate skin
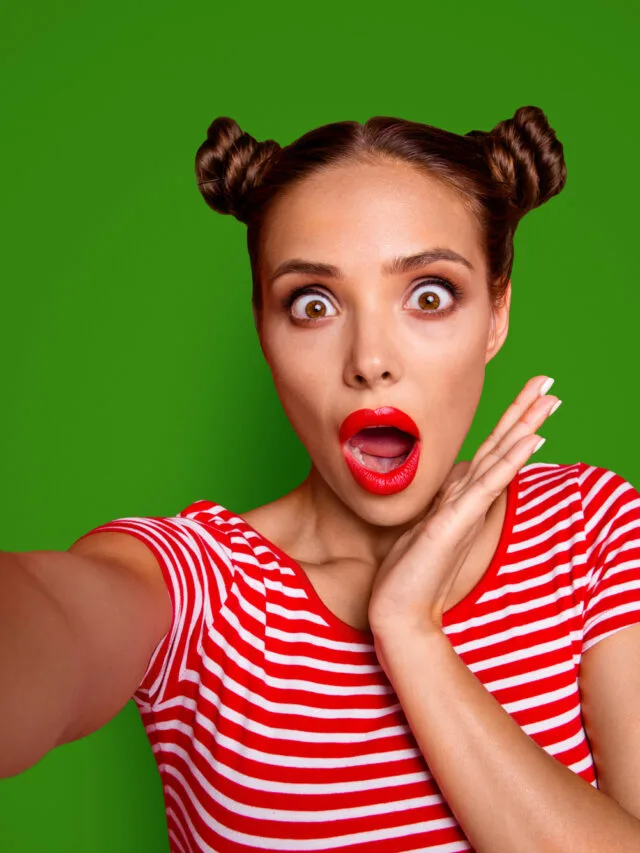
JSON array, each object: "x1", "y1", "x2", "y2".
[
  {"x1": 244, "y1": 158, "x2": 513, "y2": 627},
  {"x1": 240, "y1": 156, "x2": 640, "y2": 850}
]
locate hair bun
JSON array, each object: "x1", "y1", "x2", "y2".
[
  {"x1": 471, "y1": 106, "x2": 567, "y2": 217},
  {"x1": 194, "y1": 117, "x2": 281, "y2": 224}
]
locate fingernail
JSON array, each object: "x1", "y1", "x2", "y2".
[
  {"x1": 548, "y1": 399, "x2": 562, "y2": 416},
  {"x1": 533, "y1": 436, "x2": 546, "y2": 453},
  {"x1": 539, "y1": 377, "x2": 555, "y2": 396}
]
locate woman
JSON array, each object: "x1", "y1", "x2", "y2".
[{"x1": 4, "y1": 107, "x2": 640, "y2": 851}]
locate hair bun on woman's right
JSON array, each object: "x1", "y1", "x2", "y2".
[
  {"x1": 469, "y1": 106, "x2": 567, "y2": 219},
  {"x1": 194, "y1": 117, "x2": 281, "y2": 224}
]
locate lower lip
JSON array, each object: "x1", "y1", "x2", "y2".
[{"x1": 341, "y1": 439, "x2": 421, "y2": 496}]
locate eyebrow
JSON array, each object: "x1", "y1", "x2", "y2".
[{"x1": 268, "y1": 248, "x2": 474, "y2": 286}]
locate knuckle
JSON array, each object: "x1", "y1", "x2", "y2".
[
  {"x1": 485, "y1": 445, "x2": 503, "y2": 463},
  {"x1": 476, "y1": 473, "x2": 503, "y2": 500}
]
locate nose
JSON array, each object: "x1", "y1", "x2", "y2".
[{"x1": 342, "y1": 310, "x2": 404, "y2": 391}]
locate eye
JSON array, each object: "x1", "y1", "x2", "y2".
[
  {"x1": 405, "y1": 278, "x2": 461, "y2": 314},
  {"x1": 285, "y1": 287, "x2": 338, "y2": 321}
]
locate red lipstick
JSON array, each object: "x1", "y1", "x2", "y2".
[{"x1": 339, "y1": 407, "x2": 421, "y2": 496}]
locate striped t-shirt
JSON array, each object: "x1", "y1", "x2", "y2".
[{"x1": 81, "y1": 460, "x2": 640, "y2": 852}]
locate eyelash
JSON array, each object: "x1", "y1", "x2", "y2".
[{"x1": 282, "y1": 277, "x2": 464, "y2": 320}]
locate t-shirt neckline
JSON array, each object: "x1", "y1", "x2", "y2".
[{"x1": 223, "y1": 470, "x2": 520, "y2": 642}]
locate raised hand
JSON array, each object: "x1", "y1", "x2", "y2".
[{"x1": 368, "y1": 375, "x2": 561, "y2": 638}]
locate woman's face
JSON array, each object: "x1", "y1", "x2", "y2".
[{"x1": 256, "y1": 158, "x2": 510, "y2": 528}]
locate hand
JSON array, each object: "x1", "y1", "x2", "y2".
[{"x1": 368, "y1": 375, "x2": 561, "y2": 640}]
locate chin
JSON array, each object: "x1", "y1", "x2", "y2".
[
  {"x1": 331, "y1": 466, "x2": 443, "y2": 530},
  {"x1": 308, "y1": 439, "x2": 457, "y2": 528},
  {"x1": 353, "y1": 500, "x2": 430, "y2": 530}
]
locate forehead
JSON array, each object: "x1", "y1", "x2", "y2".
[{"x1": 259, "y1": 159, "x2": 486, "y2": 280}]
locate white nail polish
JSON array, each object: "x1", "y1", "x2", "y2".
[
  {"x1": 539, "y1": 377, "x2": 555, "y2": 396},
  {"x1": 548, "y1": 399, "x2": 562, "y2": 416},
  {"x1": 533, "y1": 436, "x2": 546, "y2": 454}
]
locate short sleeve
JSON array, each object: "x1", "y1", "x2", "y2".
[
  {"x1": 578, "y1": 464, "x2": 640, "y2": 653},
  {"x1": 75, "y1": 500, "x2": 235, "y2": 708}
]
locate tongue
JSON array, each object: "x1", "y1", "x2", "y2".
[{"x1": 349, "y1": 426, "x2": 415, "y2": 458}]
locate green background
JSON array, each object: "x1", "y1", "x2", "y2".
[{"x1": 1, "y1": 1, "x2": 638, "y2": 849}]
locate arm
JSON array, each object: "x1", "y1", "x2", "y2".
[
  {"x1": 369, "y1": 376, "x2": 640, "y2": 852},
  {"x1": 579, "y1": 623, "x2": 640, "y2": 817},
  {"x1": 375, "y1": 623, "x2": 640, "y2": 853},
  {"x1": 0, "y1": 535, "x2": 171, "y2": 778}
]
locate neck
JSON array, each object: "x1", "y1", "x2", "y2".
[{"x1": 278, "y1": 464, "x2": 436, "y2": 570}]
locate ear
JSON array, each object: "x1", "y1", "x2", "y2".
[{"x1": 485, "y1": 280, "x2": 511, "y2": 365}]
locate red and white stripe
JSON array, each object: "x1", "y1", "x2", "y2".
[{"x1": 79, "y1": 461, "x2": 640, "y2": 852}]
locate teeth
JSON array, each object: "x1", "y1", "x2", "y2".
[{"x1": 349, "y1": 444, "x2": 410, "y2": 474}]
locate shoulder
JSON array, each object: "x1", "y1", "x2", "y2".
[
  {"x1": 177, "y1": 498, "x2": 236, "y2": 527},
  {"x1": 516, "y1": 459, "x2": 583, "y2": 495},
  {"x1": 571, "y1": 462, "x2": 640, "y2": 528},
  {"x1": 515, "y1": 459, "x2": 639, "y2": 517},
  {"x1": 563, "y1": 462, "x2": 640, "y2": 565},
  {"x1": 512, "y1": 460, "x2": 586, "y2": 528},
  {"x1": 503, "y1": 460, "x2": 639, "y2": 590},
  {"x1": 72, "y1": 498, "x2": 243, "y2": 582},
  {"x1": 176, "y1": 499, "x2": 289, "y2": 575},
  {"x1": 175, "y1": 499, "x2": 235, "y2": 546}
]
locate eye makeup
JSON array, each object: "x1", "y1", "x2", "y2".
[
  {"x1": 411, "y1": 277, "x2": 464, "y2": 302},
  {"x1": 282, "y1": 285, "x2": 332, "y2": 312},
  {"x1": 281, "y1": 276, "x2": 465, "y2": 318}
]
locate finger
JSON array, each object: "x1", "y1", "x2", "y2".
[
  {"x1": 470, "y1": 391, "x2": 559, "y2": 485},
  {"x1": 414, "y1": 434, "x2": 542, "y2": 569},
  {"x1": 467, "y1": 375, "x2": 556, "y2": 479},
  {"x1": 433, "y1": 432, "x2": 544, "y2": 541}
]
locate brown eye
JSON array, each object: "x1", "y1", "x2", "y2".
[
  {"x1": 290, "y1": 292, "x2": 337, "y2": 321},
  {"x1": 419, "y1": 291, "x2": 440, "y2": 311},
  {"x1": 305, "y1": 300, "x2": 326, "y2": 319},
  {"x1": 406, "y1": 280, "x2": 456, "y2": 314}
]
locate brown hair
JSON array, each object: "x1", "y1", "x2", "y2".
[{"x1": 194, "y1": 107, "x2": 566, "y2": 316}]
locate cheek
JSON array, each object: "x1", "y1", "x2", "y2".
[
  {"x1": 409, "y1": 315, "x2": 488, "y2": 390},
  {"x1": 268, "y1": 359, "x2": 335, "y2": 443},
  {"x1": 261, "y1": 321, "x2": 339, "y2": 415},
  {"x1": 440, "y1": 351, "x2": 487, "y2": 450},
  {"x1": 413, "y1": 323, "x2": 487, "y2": 440}
]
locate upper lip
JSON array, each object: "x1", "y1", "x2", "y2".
[{"x1": 339, "y1": 407, "x2": 421, "y2": 445}]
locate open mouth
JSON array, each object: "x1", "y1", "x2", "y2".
[
  {"x1": 338, "y1": 406, "x2": 421, "y2": 495},
  {"x1": 346, "y1": 426, "x2": 416, "y2": 473}
]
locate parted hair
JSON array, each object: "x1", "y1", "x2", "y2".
[{"x1": 194, "y1": 107, "x2": 566, "y2": 313}]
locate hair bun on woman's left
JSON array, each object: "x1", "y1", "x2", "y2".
[
  {"x1": 472, "y1": 106, "x2": 567, "y2": 218},
  {"x1": 194, "y1": 117, "x2": 281, "y2": 224}
]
